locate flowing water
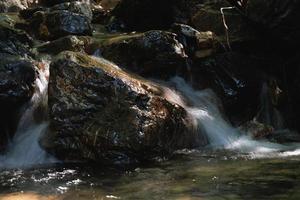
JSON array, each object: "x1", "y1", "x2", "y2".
[
  {"x1": 1, "y1": 76, "x2": 300, "y2": 199},
  {"x1": 0, "y1": 59, "x2": 56, "y2": 169}
]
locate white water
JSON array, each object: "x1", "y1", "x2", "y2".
[
  {"x1": 163, "y1": 77, "x2": 300, "y2": 158},
  {"x1": 0, "y1": 60, "x2": 56, "y2": 169}
]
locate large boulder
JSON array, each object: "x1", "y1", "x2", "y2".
[
  {"x1": 43, "y1": 51, "x2": 206, "y2": 164},
  {"x1": 171, "y1": 23, "x2": 220, "y2": 59},
  {"x1": 91, "y1": 30, "x2": 188, "y2": 79}
]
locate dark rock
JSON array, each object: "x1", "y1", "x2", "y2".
[
  {"x1": 267, "y1": 130, "x2": 300, "y2": 144},
  {"x1": 19, "y1": 7, "x2": 47, "y2": 20},
  {"x1": 111, "y1": 0, "x2": 174, "y2": 31},
  {"x1": 0, "y1": 55, "x2": 36, "y2": 151},
  {"x1": 37, "y1": 35, "x2": 86, "y2": 55},
  {"x1": 30, "y1": 10, "x2": 93, "y2": 40},
  {"x1": 171, "y1": 23, "x2": 221, "y2": 59},
  {"x1": 94, "y1": 30, "x2": 188, "y2": 79},
  {"x1": 239, "y1": 120, "x2": 274, "y2": 139},
  {"x1": 190, "y1": 1, "x2": 258, "y2": 50},
  {"x1": 0, "y1": 14, "x2": 33, "y2": 57},
  {"x1": 39, "y1": 0, "x2": 89, "y2": 7},
  {"x1": 245, "y1": 0, "x2": 300, "y2": 47},
  {"x1": 191, "y1": 52, "x2": 268, "y2": 125},
  {"x1": 50, "y1": 1, "x2": 93, "y2": 20},
  {"x1": 43, "y1": 51, "x2": 205, "y2": 163},
  {"x1": 91, "y1": 4, "x2": 110, "y2": 24}
]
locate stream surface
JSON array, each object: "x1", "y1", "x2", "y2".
[{"x1": 1, "y1": 150, "x2": 300, "y2": 200}]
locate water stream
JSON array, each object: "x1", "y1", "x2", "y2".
[
  {"x1": 163, "y1": 77, "x2": 300, "y2": 158},
  {"x1": 0, "y1": 59, "x2": 56, "y2": 169},
  {"x1": 1, "y1": 73, "x2": 300, "y2": 199}
]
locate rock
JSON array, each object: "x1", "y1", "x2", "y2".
[
  {"x1": 0, "y1": 14, "x2": 33, "y2": 57},
  {"x1": 267, "y1": 130, "x2": 300, "y2": 144},
  {"x1": 239, "y1": 120, "x2": 274, "y2": 139},
  {"x1": 50, "y1": 1, "x2": 93, "y2": 20},
  {"x1": 99, "y1": 0, "x2": 121, "y2": 10},
  {"x1": 0, "y1": 0, "x2": 35, "y2": 13},
  {"x1": 111, "y1": 0, "x2": 174, "y2": 31},
  {"x1": 93, "y1": 30, "x2": 188, "y2": 79},
  {"x1": 43, "y1": 51, "x2": 205, "y2": 163},
  {"x1": 39, "y1": 0, "x2": 90, "y2": 7},
  {"x1": 240, "y1": 121, "x2": 300, "y2": 143},
  {"x1": 37, "y1": 35, "x2": 86, "y2": 55},
  {"x1": 29, "y1": 10, "x2": 93, "y2": 40},
  {"x1": 190, "y1": 1, "x2": 258, "y2": 50},
  {"x1": 0, "y1": 55, "x2": 36, "y2": 151},
  {"x1": 191, "y1": 52, "x2": 267, "y2": 125},
  {"x1": 245, "y1": 0, "x2": 300, "y2": 46},
  {"x1": 0, "y1": 14, "x2": 36, "y2": 151},
  {"x1": 171, "y1": 23, "x2": 220, "y2": 59}
]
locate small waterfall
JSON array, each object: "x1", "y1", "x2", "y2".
[
  {"x1": 0, "y1": 59, "x2": 56, "y2": 169},
  {"x1": 255, "y1": 81, "x2": 284, "y2": 129},
  {"x1": 163, "y1": 77, "x2": 300, "y2": 157},
  {"x1": 163, "y1": 77, "x2": 239, "y2": 148}
]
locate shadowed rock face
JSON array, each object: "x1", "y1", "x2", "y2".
[
  {"x1": 111, "y1": 0, "x2": 174, "y2": 31},
  {"x1": 245, "y1": 0, "x2": 300, "y2": 46},
  {"x1": 43, "y1": 51, "x2": 206, "y2": 164},
  {"x1": 24, "y1": 2, "x2": 93, "y2": 40},
  {"x1": 0, "y1": 14, "x2": 36, "y2": 151},
  {"x1": 32, "y1": 10, "x2": 93, "y2": 40},
  {"x1": 94, "y1": 30, "x2": 188, "y2": 79},
  {"x1": 0, "y1": 56, "x2": 36, "y2": 152}
]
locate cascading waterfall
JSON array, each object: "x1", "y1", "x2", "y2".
[
  {"x1": 0, "y1": 59, "x2": 56, "y2": 169},
  {"x1": 163, "y1": 77, "x2": 300, "y2": 158}
]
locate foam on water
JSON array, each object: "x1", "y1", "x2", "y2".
[{"x1": 163, "y1": 77, "x2": 300, "y2": 158}]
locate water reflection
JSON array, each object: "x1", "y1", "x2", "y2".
[{"x1": 1, "y1": 152, "x2": 300, "y2": 200}]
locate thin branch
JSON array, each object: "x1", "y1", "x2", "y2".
[{"x1": 220, "y1": 6, "x2": 235, "y2": 51}]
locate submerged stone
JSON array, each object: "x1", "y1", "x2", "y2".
[{"x1": 43, "y1": 51, "x2": 205, "y2": 164}]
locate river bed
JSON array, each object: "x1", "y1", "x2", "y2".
[{"x1": 1, "y1": 150, "x2": 300, "y2": 200}]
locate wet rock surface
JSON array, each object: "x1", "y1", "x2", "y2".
[
  {"x1": 0, "y1": 56, "x2": 36, "y2": 152},
  {"x1": 29, "y1": 10, "x2": 93, "y2": 40},
  {"x1": 43, "y1": 51, "x2": 205, "y2": 163},
  {"x1": 96, "y1": 30, "x2": 188, "y2": 79},
  {"x1": 37, "y1": 35, "x2": 86, "y2": 55},
  {"x1": 0, "y1": 13, "x2": 36, "y2": 151},
  {"x1": 0, "y1": 14, "x2": 33, "y2": 57}
]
